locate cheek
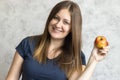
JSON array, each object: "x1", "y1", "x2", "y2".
[
  {"x1": 48, "y1": 21, "x2": 53, "y2": 29},
  {"x1": 65, "y1": 26, "x2": 71, "y2": 33},
  {"x1": 50, "y1": 19, "x2": 57, "y2": 25}
]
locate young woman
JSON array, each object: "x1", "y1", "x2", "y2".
[{"x1": 6, "y1": 1, "x2": 109, "y2": 80}]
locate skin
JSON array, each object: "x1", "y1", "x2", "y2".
[
  {"x1": 6, "y1": 52, "x2": 23, "y2": 80},
  {"x1": 47, "y1": 8, "x2": 71, "y2": 59},
  {"x1": 6, "y1": 8, "x2": 109, "y2": 80},
  {"x1": 48, "y1": 9, "x2": 71, "y2": 41},
  {"x1": 69, "y1": 46, "x2": 109, "y2": 80}
]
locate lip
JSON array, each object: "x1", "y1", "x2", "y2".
[{"x1": 52, "y1": 26, "x2": 63, "y2": 33}]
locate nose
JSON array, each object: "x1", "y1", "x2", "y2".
[{"x1": 56, "y1": 20, "x2": 62, "y2": 28}]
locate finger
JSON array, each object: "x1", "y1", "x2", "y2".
[
  {"x1": 99, "y1": 53, "x2": 106, "y2": 56},
  {"x1": 98, "y1": 49, "x2": 108, "y2": 56},
  {"x1": 98, "y1": 49, "x2": 109, "y2": 53},
  {"x1": 104, "y1": 46, "x2": 110, "y2": 51},
  {"x1": 98, "y1": 48, "x2": 108, "y2": 53},
  {"x1": 99, "y1": 46, "x2": 110, "y2": 52}
]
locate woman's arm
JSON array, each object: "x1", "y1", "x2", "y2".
[
  {"x1": 69, "y1": 65, "x2": 86, "y2": 80},
  {"x1": 69, "y1": 46, "x2": 109, "y2": 80},
  {"x1": 77, "y1": 52, "x2": 98, "y2": 80},
  {"x1": 6, "y1": 51, "x2": 23, "y2": 80}
]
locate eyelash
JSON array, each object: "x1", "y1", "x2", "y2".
[
  {"x1": 53, "y1": 16, "x2": 59, "y2": 20},
  {"x1": 63, "y1": 21, "x2": 70, "y2": 25},
  {"x1": 53, "y1": 16, "x2": 70, "y2": 25}
]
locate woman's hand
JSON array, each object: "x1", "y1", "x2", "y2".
[{"x1": 91, "y1": 45, "x2": 110, "y2": 62}]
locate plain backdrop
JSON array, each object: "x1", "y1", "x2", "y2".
[{"x1": 0, "y1": 0, "x2": 120, "y2": 80}]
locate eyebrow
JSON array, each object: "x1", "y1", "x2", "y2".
[
  {"x1": 64, "y1": 19, "x2": 70, "y2": 22},
  {"x1": 55, "y1": 15, "x2": 70, "y2": 22}
]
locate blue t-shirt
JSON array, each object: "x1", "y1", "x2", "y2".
[{"x1": 16, "y1": 36, "x2": 86, "y2": 80}]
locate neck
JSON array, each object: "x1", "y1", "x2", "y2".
[
  {"x1": 47, "y1": 38, "x2": 64, "y2": 59},
  {"x1": 49, "y1": 38, "x2": 64, "y2": 50}
]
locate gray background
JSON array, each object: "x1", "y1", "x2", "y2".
[{"x1": 0, "y1": 0, "x2": 120, "y2": 80}]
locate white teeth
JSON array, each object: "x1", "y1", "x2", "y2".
[{"x1": 53, "y1": 27, "x2": 62, "y2": 32}]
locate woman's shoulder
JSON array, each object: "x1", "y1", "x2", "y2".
[
  {"x1": 29, "y1": 34, "x2": 42, "y2": 42},
  {"x1": 15, "y1": 35, "x2": 42, "y2": 58},
  {"x1": 81, "y1": 51, "x2": 86, "y2": 65},
  {"x1": 17, "y1": 35, "x2": 42, "y2": 49},
  {"x1": 81, "y1": 51, "x2": 85, "y2": 58},
  {"x1": 28, "y1": 35, "x2": 42, "y2": 46}
]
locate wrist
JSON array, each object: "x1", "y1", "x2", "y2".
[{"x1": 88, "y1": 55, "x2": 98, "y2": 66}]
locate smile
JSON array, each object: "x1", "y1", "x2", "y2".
[{"x1": 52, "y1": 26, "x2": 63, "y2": 32}]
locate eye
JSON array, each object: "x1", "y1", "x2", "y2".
[
  {"x1": 53, "y1": 16, "x2": 59, "y2": 20},
  {"x1": 63, "y1": 21, "x2": 70, "y2": 25}
]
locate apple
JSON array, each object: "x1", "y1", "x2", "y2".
[{"x1": 95, "y1": 36, "x2": 108, "y2": 49}]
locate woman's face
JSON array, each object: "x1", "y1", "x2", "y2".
[{"x1": 48, "y1": 8, "x2": 71, "y2": 40}]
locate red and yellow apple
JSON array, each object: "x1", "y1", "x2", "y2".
[{"x1": 94, "y1": 36, "x2": 108, "y2": 49}]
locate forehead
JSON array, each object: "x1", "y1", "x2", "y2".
[{"x1": 56, "y1": 8, "x2": 71, "y2": 21}]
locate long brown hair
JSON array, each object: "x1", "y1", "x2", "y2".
[{"x1": 33, "y1": 1, "x2": 82, "y2": 78}]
